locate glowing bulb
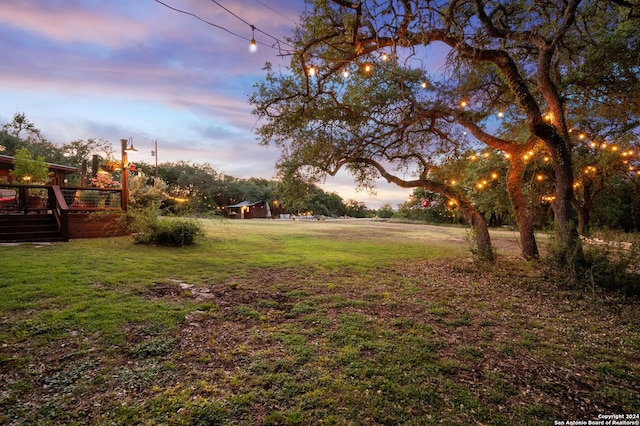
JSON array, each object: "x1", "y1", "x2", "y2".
[
  {"x1": 460, "y1": 100, "x2": 467, "y2": 109},
  {"x1": 491, "y1": 172, "x2": 498, "y2": 179},
  {"x1": 363, "y1": 63, "x2": 372, "y2": 73},
  {"x1": 307, "y1": 66, "x2": 317, "y2": 76},
  {"x1": 421, "y1": 81, "x2": 428, "y2": 88},
  {"x1": 381, "y1": 53, "x2": 389, "y2": 61},
  {"x1": 249, "y1": 39, "x2": 257, "y2": 53},
  {"x1": 497, "y1": 111, "x2": 504, "y2": 118},
  {"x1": 342, "y1": 69, "x2": 350, "y2": 78}
]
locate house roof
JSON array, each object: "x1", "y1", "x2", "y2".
[
  {"x1": 0, "y1": 154, "x2": 77, "y2": 173},
  {"x1": 225, "y1": 200, "x2": 261, "y2": 208}
]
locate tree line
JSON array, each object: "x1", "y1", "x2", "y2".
[{"x1": 0, "y1": 113, "x2": 377, "y2": 218}]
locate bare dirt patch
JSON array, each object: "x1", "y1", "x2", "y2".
[{"x1": 139, "y1": 256, "x2": 640, "y2": 422}]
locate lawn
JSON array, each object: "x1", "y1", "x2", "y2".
[{"x1": 1, "y1": 219, "x2": 638, "y2": 425}]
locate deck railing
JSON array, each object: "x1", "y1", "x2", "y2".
[
  {"x1": 0, "y1": 183, "x2": 124, "y2": 213},
  {"x1": 50, "y1": 185, "x2": 70, "y2": 241}
]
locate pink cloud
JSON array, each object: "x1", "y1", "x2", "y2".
[{"x1": 0, "y1": 2, "x2": 149, "y2": 48}]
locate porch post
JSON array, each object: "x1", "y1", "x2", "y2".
[{"x1": 121, "y1": 139, "x2": 129, "y2": 211}]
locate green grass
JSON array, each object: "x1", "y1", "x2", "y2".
[{"x1": 1, "y1": 218, "x2": 638, "y2": 424}]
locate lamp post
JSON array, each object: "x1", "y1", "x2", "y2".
[{"x1": 120, "y1": 138, "x2": 137, "y2": 211}]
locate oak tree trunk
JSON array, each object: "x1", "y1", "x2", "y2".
[{"x1": 506, "y1": 158, "x2": 540, "y2": 260}]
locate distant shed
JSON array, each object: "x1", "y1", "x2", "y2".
[{"x1": 224, "y1": 200, "x2": 269, "y2": 219}]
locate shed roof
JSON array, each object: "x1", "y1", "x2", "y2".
[{"x1": 225, "y1": 200, "x2": 261, "y2": 208}]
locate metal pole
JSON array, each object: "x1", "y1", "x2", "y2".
[{"x1": 154, "y1": 139, "x2": 158, "y2": 180}]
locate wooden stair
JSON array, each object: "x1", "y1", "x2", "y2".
[{"x1": 0, "y1": 214, "x2": 63, "y2": 243}]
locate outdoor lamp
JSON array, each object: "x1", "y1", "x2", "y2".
[
  {"x1": 121, "y1": 138, "x2": 137, "y2": 211},
  {"x1": 125, "y1": 137, "x2": 138, "y2": 153}
]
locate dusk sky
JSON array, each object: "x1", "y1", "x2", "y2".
[{"x1": 0, "y1": 0, "x2": 416, "y2": 208}]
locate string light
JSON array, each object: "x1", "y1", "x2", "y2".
[
  {"x1": 153, "y1": 0, "x2": 294, "y2": 54},
  {"x1": 307, "y1": 65, "x2": 317, "y2": 76},
  {"x1": 249, "y1": 25, "x2": 257, "y2": 52},
  {"x1": 363, "y1": 63, "x2": 373, "y2": 73},
  {"x1": 342, "y1": 69, "x2": 350, "y2": 78}
]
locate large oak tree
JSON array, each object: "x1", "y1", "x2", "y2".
[{"x1": 252, "y1": 0, "x2": 638, "y2": 263}]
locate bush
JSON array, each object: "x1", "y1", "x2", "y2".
[
  {"x1": 582, "y1": 241, "x2": 640, "y2": 295},
  {"x1": 543, "y1": 233, "x2": 640, "y2": 295},
  {"x1": 123, "y1": 207, "x2": 205, "y2": 246},
  {"x1": 134, "y1": 217, "x2": 204, "y2": 246}
]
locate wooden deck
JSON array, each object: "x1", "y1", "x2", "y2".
[{"x1": 0, "y1": 183, "x2": 130, "y2": 242}]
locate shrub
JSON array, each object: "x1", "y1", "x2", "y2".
[
  {"x1": 134, "y1": 217, "x2": 204, "y2": 246},
  {"x1": 582, "y1": 241, "x2": 640, "y2": 295},
  {"x1": 123, "y1": 206, "x2": 205, "y2": 246},
  {"x1": 543, "y1": 232, "x2": 640, "y2": 295}
]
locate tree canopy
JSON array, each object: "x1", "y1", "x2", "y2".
[{"x1": 251, "y1": 0, "x2": 639, "y2": 263}]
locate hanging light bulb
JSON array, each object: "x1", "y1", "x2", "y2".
[
  {"x1": 249, "y1": 25, "x2": 257, "y2": 53},
  {"x1": 342, "y1": 69, "x2": 350, "y2": 78},
  {"x1": 363, "y1": 63, "x2": 372, "y2": 73},
  {"x1": 307, "y1": 65, "x2": 317, "y2": 76}
]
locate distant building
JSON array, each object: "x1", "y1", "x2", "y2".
[
  {"x1": 224, "y1": 201, "x2": 266, "y2": 219},
  {"x1": 224, "y1": 200, "x2": 286, "y2": 219}
]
